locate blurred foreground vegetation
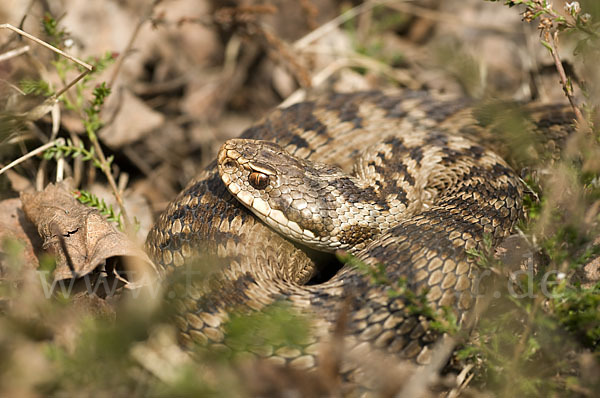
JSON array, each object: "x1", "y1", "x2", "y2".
[{"x1": 1, "y1": 1, "x2": 600, "y2": 397}]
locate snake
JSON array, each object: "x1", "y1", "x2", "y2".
[{"x1": 145, "y1": 90, "x2": 574, "y2": 380}]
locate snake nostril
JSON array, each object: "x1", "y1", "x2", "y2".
[{"x1": 223, "y1": 159, "x2": 237, "y2": 171}]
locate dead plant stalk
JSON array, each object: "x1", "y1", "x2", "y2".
[{"x1": 546, "y1": 29, "x2": 587, "y2": 130}]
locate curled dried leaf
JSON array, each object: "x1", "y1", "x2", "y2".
[{"x1": 20, "y1": 179, "x2": 157, "y2": 284}]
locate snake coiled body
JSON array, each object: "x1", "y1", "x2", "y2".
[{"x1": 145, "y1": 91, "x2": 574, "y2": 375}]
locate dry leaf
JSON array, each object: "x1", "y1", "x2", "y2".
[
  {"x1": 20, "y1": 179, "x2": 156, "y2": 282},
  {"x1": 100, "y1": 89, "x2": 165, "y2": 148},
  {"x1": 0, "y1": 198, "x2": 42, "y2": 271}
]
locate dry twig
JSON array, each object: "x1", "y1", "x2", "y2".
[
  {"x1": 546, "y1": 30, "x2": 587, "y2": 129},
  {"x1": 0, "y1": 138, "x2": 65, "y2": 177},
  {"x1": 0, "y1": 23, "x2": 93, "y2": 109}
]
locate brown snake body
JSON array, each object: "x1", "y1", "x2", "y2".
[{"x1": 145, "y1": 90, "x2": 574, "y2": 378}]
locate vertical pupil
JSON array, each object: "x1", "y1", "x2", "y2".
[{"x1": 250, "y1": 172, "x2": 268, "y2": 189}]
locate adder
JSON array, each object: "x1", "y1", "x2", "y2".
[{"x1": 145, "y1": 90, "x2": 574, "y2": 379}]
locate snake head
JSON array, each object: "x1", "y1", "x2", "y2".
[{"x1": 217, "y1": 138, "x2": 372, "y2": 253}]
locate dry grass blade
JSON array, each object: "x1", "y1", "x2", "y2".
[
  {"x1": 0, "y1": 138, "x2": 64, "y2": 177},
  {"x1": 0, "y1": 23, "x2": 93, "y2": 119},
  {"x1": 0, "y1": 44, "x2": 30, "y2": 62},
  {"x1": 293, "y1": 0, "x2": 396, "y2": 50}
]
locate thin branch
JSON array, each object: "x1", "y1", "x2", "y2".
[
  {"x1": 95, "y1": 9, "x2": 159, "y2": 230},
  {"x1": 547, "y1": 31, "x2": 587, "y2": 129},
  {"x1": 51, "y1": 103, "x2": 63, "y2": 183},
  {"x1": 107, "y1": 21, "x2": 142, "y2": 89},
  {"x1": 294, "y1": 0, "x2": 393, "y2": 50},
  {"x1": 0, "y1": 78, "x2": 26, "y2": 95},
  {"x1": 0, "y1": 45, "x2": 30, "y2": 62},
  {"x1": 0, "y1": 24, "x2": 94, "y2": 121},
  {"x1": 279, "y1": 53, "x2": 415, "y2": 108},
  {"x1": 95, "y1": 1, "x2": 163, "y2": 231},
  {"x1": 107, "y1": 0, "x2": 161, "y2": 88},
  {"x1": 54, "y1": 70, "x2": 90, "y2": 98},
  {"x1": 0, "y1": 138, "x2": 65, "y2": 177},
  {"x1": 0, "y1": 24, "x2": 93, "y2": 71},
  {"x1": 387, "y1": 2, "x2": 515, "y2": 34}
]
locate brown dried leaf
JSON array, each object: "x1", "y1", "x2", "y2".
[
  {"x1": 20, "y1": 179, "x2": 155, "y2": 281},
  {"x1": 100, "y1": 89, "x2": 165, "y2": 149},
  {"x1": 0, "y1": 198, "x2": 42, "y2": 271}
]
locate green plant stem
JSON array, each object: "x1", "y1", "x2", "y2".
[{"x1": 89, "y1": 136, "x2": 130, "y2": 230}]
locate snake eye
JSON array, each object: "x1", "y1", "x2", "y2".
[{"x1": 249, "y1": 172, "x2": 269, "y2": 189}]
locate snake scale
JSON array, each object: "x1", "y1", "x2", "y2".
[{"x1": 145, "y1": 90, "x2": 575, "y2": 380}]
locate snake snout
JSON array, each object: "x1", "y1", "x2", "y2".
[{"x1": 217, "y1": 142, "x2": 243, "y2": 177}]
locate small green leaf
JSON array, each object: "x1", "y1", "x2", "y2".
[{"x1": 540, "y1": 40, "x2": 553, "y2": 52}]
